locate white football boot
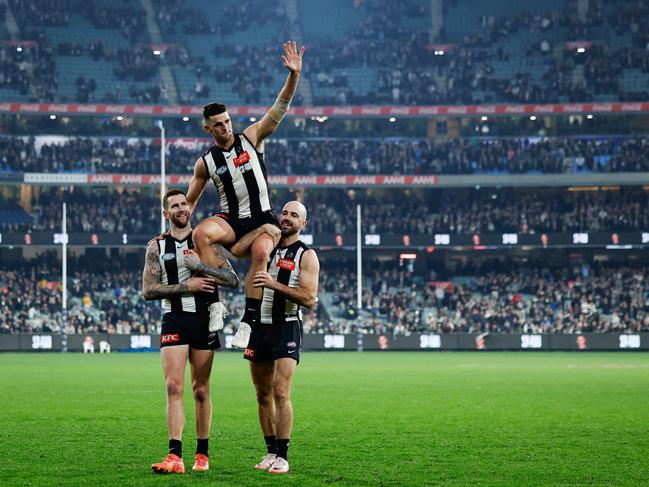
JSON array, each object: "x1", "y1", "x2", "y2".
[
  {"x1": 231, "y1": 322, "x2": 252, "y2": 348},
  {"x1": 254, "y1": 453, "x2": 276, "y2": 470},
  {"x1": 208, "y1": 302, "x2": 228, "y2": 332},
  {"x1": 268, "y1": 457, "x2": 289, "y2": 474}
]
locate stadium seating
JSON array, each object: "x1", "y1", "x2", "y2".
[
  {"x1": 13, "y1": 185, "x2": 649, "y2": 236},
  {"x1": 2, "y1": 253, "x2": 647, "y2": 335},
  {"x1": 2, "y1": 135, "x2": 649, "y2": 175},
  {"x1": 2, "y1": 0, "x2": 649, "y2": 104}
]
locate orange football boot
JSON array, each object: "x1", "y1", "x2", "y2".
[
  {"x1": 192, "y1": 453, "x2": 209, "y2": 471},
  {"x1": 151, "y1": 453, "x2": 185, "y2": 474}
]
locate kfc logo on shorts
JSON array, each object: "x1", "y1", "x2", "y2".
[
  {"x1": 233, "y1": 151, "x2": 251, "y2": 168},
  {"x1": 277, "y1": 258, "x2": 296, "y2": 271},
  {"x1": 286, "y1": 341, "x2": 296, "y2": 348},
  {"x1": 161, "y1": 334, "x2": 180, "y2": 344},
  {"x1": 243, "y1": 348, "x2": 255, "y2": 358}
]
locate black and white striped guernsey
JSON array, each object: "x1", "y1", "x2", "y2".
[
  {"x1": 260, "y1": 240, "x2": 310, "y2": 325},
  {"x1": 202, "y1": 133, "x2": 272, "y2": 218},
  {"x1": 157, "y1": 232, "x2": 218, "y2": 313}
]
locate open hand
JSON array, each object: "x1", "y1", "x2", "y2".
[{"x1": 282, "y1": 41, "x2": 305, "y2": 74}]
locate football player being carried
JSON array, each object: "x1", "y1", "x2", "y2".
[{"x1": 187, "y1": 41, "x2": 305, "y2": 349}]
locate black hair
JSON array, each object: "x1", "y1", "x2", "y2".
[
  {"x1": 203, "y1": 103, "x2": 227, "y2": 119},
  {"x1": 162, "y1": 188, "x2": 186, "y2": 210}
]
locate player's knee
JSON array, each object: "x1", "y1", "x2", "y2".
[
  {"x1": 166, "y1": 379, "x2": 183, "y2": 397},
  {"x1": 192, "y1": 224, "x2": 214, "y2": 249},
  {"x1": 255, "y1": 387, "x2": 273, "y2": 407},
  {"x1": 251, "y1": 237, "x2": 273, "y2": 263},
  {"x1": 272, "y1": 382, "x2": 291, "y2": 405},
  {"x1": 264, "y1": 224, "x2": 280, "y2": 241},
  {"x1": 192, "y1": 382, "x2": 210, "y2": 403}
]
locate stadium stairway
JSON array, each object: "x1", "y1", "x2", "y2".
[
  {"x1": 139, "y1": 0, "x2": 178, "y2": 104},
  {"x1": 283, "y1": 0, "x2": 313, "y2": 105}
]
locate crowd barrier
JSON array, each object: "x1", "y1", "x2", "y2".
[{"x1": 1, "y1": 333, "x2": 647, "y2": 352}]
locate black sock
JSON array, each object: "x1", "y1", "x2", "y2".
[
  {"x1": 242, "y1": 298, "x2": 261, "y2": 324},
  {"x1": 276, "y1": 438, "x2": 289, "y2": 461},
  {"x1": 264, "y1": 435, "x2": 277, "y2": 455},
  {"x1": 169, "y1": 439, "x2": 182, "y2": 458},
  {"x1": 207, "y1": 288, "x2": 220, "y2": 304},
  {"x1": 196, "y1": 438, "x2": 209, "y2": 456}
]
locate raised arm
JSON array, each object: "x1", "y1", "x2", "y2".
[
  {"x1": 186, "y1": 158, "x2": 209, "y2": 213},
  {"x1": 244, "y1": 41, "x2": 304, "y2": 148},
  {"x1": 252, "y1": 249, "x2": 319, "y2": 308},
  {"x1": 184, "y1": 247, "x2": 239, "y2": 289},
  {"x1": 142, "y1": 241, "x2": 216, "y2": 300}
]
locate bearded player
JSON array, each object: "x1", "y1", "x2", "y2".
[{"x1": 143, "y1": 188, "x2": 238, "y2": 474}]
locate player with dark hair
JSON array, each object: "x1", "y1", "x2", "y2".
[
  {"x1": 245, "y1": 201, "x2": 319, "y2": 474},
  {"x1": 143, "y1": 188, "x2": 239, "y2": 474},
  {"x1": 187, "y1": 41, "x2": 305, "y2": 349}
]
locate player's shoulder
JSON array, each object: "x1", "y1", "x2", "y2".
[
  {"x1": 200, "y1": 144, "x2": 215, "y2": 158},
  {"x1": 299, "y1": 245, "x2": 319, "y2": 264},
  {"x1": 146, "y1": 238, "x2": 162, "y2": 254},
  {"x1": 297, "y1": 239, "x2": 312, "y2": 251}
]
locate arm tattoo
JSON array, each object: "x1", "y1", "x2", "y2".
[
  {"x1": 142, "y1": 243, "x2": 190, "y2": 300},
  {"x1": 201, "y1": 244, "x2": 239, "y2": 288},
  {"x1": 194, "y1": 261, "x2": 239, "y2": 289}
]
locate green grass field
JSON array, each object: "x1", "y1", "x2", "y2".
[{"x1": 1, "y1": 352, "x2": 648, "y2": 486}]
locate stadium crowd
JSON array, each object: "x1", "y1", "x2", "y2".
[
  {"x1": 3, "y1": 186, "x2": 645, "y2": 236},
  {"x1": 2, "y1": 135, "x2": 649, "y2": 175},
  {"x1": 306, "y1": 188, "x2": 649, "y2": 235},
  {"x1": 309, "y1": 0, "x2": 649, "y2": 105},
  {"x1": 1, "y1": 0, "x2": 649, "y2": 104},
  {"x1": 318, "y1": 261, "x2": 649, "y2": 335},
  {"x1": 0, "y1": 252, "x2": 246, "y2": 335},
  {"x1": 2, "y1": 254, "x2": 647, "y2": 336}
]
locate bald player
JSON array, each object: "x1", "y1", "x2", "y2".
[{"x1": 244, "y1": 201, "x2": 319, "y2": 474}]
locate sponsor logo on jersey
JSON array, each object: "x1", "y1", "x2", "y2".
[
  {"x1": 161, "y1": 333, "x2": 180, "y2": 344},
  {"x1": 243, "y1": 348, "x2": 255, "y2": 358},
  {"x1": 161, "y1": 253, "x2": 176, "y2": 261},
  {"x1": 286, "y1": 341, "x2": 296, "y2": 348},
  {"x1": 183, "y1": 249, "x2": 191, "y2": 255},
  {"x1": 233, "y1": 151, "x2": 251, "y2": 168},
  {"x1": 277, "y1": 258, "x2": 296, "y2": 271}
]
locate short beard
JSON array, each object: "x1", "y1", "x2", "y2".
[
  {"x1": 170, "y1": 216, "x2": 188, "y2": 228},
  {"x1": 281, "y1": 225, "x2": 298, "y2": 237}
]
